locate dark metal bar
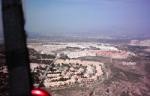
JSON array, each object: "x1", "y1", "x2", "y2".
[
  {"x1": 39, "y1": 55, "x2": 59, "y2": 87},
  {"x1": 2, "y1": 0, "x2": 32, "y2": 96}
]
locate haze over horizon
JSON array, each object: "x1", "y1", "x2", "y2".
[{"x1": 23, "y1": 0, "x2": 150, "y2": 39}]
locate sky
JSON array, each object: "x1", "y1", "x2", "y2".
[
  {"x1": 0, "y1": 0, "x2": 150, "y2": 39},
  {"x1": 23, "y1": 0, "x2": 150, "y2": 38}
]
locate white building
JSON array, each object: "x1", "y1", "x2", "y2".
[{"x1": 63, "y1": 50, "x2": 96, "y2": 58}]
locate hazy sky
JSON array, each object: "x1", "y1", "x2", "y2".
[
  {"x1": 23, "y1": 0, "x2": 150, "y2": 37},
  {"x1": 0, "y1": 0, "x2": 148, "y2": 38}
]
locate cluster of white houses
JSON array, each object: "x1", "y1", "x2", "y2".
[
  {"x1": 31, "y1": 59, "x2": 104, "y2": 88},
  {"x1": 44, "y1": 59, "x2": 104, "y2": 87}
]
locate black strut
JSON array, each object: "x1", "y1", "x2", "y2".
[{"x1": 2, "y1": 0, "x2": 33, "y2": 96}]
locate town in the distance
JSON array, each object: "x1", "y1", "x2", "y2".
[
  {"x1": 1, "y1": 37, "x2": 150, "y2": 96},
  {"x1": 29, "y1": 38, "x2": 150, "y2": 96}
]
